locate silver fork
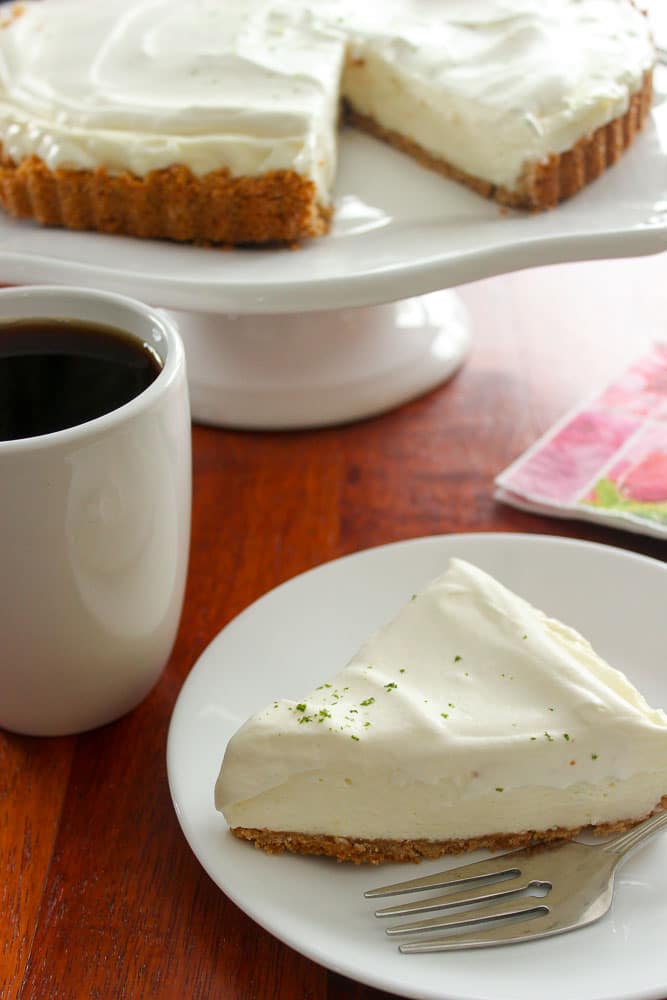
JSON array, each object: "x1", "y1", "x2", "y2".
[{"x1": 365, "y1": 810, "x2": 667, "y2": 952}]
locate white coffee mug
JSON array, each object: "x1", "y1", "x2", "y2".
[{"x1": 0, "y1": 286, "x2": 191, "y2": 736}]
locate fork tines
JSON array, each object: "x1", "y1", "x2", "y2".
[
  {"x1": 365, "y1": 811, "x2": 667, "y2": 951},
  {"x1": 365, "y1": 844, "x2": 557, "y2": 952}
]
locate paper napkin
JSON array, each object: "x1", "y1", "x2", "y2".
[{"x1": 495, "y1": 342, "x2": 667, "y2": 540}]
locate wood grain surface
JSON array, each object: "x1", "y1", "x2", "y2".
[{"x1": 2, "y1": 251, "x2": 666, "y2": 1000}]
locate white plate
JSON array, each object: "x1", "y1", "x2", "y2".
[
  {"x1": 167, "y1": 533, "x2": 667, "y2": 1000},
  {"x1": 2, "y1": 70, "x2": 667, "y2": 314}
]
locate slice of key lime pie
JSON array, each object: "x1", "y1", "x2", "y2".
[{"x1": 215, "y1": 559, "x2": 667, "y2": 863}]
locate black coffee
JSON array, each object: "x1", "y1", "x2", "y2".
[{"x1": 0, "y1": 319, "x2": 163, "y2": 441}]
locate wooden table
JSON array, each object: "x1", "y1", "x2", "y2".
[{"x1": 3, "y1": 251, "x2": 666, "y2": 1000}]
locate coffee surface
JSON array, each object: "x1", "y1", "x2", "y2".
[{"x1": 0, "y1": 319, "x2": 162, "y2": 440}]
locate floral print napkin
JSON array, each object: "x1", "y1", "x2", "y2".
[{"x1": 495, "y1": 342, "x2": 667, "y2": 539}]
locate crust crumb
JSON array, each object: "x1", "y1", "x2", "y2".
[{"x1": 1, "y1": 4, "x2": 25, "y2": 28}]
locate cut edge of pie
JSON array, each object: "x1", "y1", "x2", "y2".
[
  {"x1": 230, "y1": 793, "x2": 667, "y2": 865},
  {"x1": 346, "y1": 69, "x2": 653, "y2": 212}
]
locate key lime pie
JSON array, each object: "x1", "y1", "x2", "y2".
[
  {"x1": 215, "y1": 559, "x2": 667, "y2": 863},
  {"x1": 0, "y1": 0, "x2": 655, "y2": 244}
]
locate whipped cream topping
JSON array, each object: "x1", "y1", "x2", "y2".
[
  {"x1": 0, "y1": 0, "x2": 345, "y2": 197},
  {"x1": 0, "y1": 0, "x2": 655, "y2": 195},
  {"x1": 216, "y1": 558, "x2": 667, "y2": 841}
]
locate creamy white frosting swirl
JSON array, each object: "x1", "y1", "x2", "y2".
[
  {"x1": 0, "y1": 0, "x2": 346, "y2": 196},
  {"x1": 0, "y1": 0, "x2": 655, "y2": 198},
  {"x1": 216, "y1": 559, "x2": 667, "y2": 841}
]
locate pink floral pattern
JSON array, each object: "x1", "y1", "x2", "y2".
[
  {"x1": 618, "y1": 451, "x2": 667, "y2": 503},
  {"x1": 504, "y1": 409, "x2": 640, "y2": 504},
  {"x1": 497, "y1": 342, "x2": 667, "y2": 534}
]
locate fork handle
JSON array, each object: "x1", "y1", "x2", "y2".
[{"x1": 602, "y1": 807, "x2": 667, "y2": 858}]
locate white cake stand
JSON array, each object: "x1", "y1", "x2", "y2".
[{"x1": 1, "y1": 71, "x2": 666, "y2": 429}]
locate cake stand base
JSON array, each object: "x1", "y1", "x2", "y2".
[{"x1": 160, "y1": 290, "x2": 471, "y2": 430}]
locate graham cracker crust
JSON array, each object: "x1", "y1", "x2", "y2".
[
  {"x1": 345, "y1": 69, "x2": 653, "y2": 211},
  {"x1": 0, "y1": 155, "x2": 331, "y2": 245},
  {"x1": 231, "y1": 796, "x2": 667, "y2": 864}
]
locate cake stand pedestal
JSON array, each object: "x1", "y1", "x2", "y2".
[{"x1": 162, "y1": 291, "x2": 470, "y2": 429}]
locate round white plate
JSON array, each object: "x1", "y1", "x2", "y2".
[
  {"x1": 2, "y1": 71, "x2": 667, "y2": 314},
  {"x1": 167, "y1": 533, "x2": 667, "y2": 1000}
]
